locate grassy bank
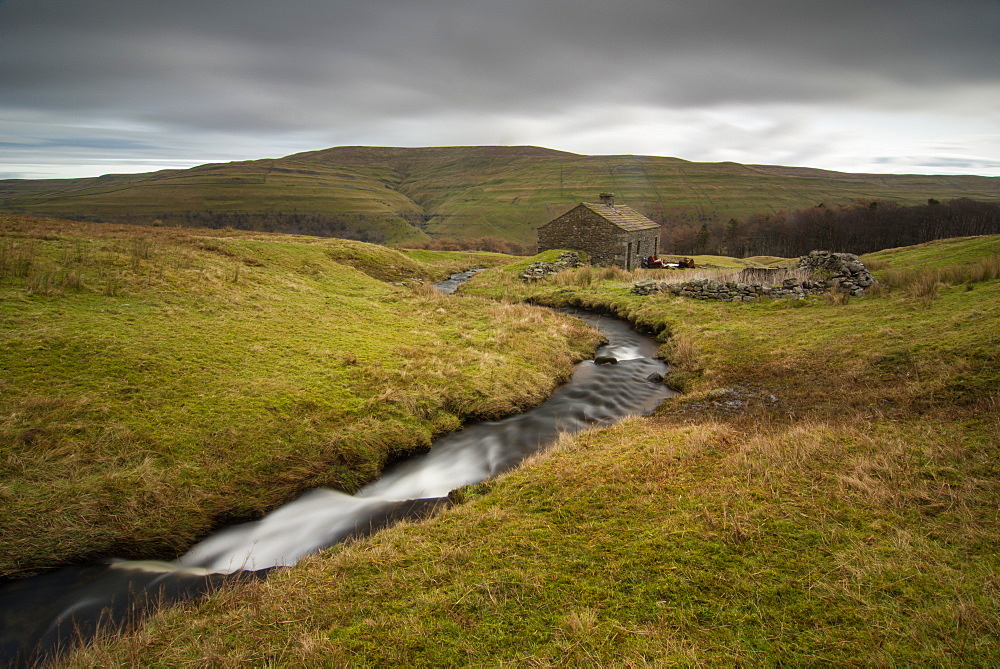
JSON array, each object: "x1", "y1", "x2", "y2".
[
  {"x1": 66, "y1": 236, "x2": 1000, "y2": 664},
  {"x1": 0, "y1": 216, "x2": 601, "y2": 578}
]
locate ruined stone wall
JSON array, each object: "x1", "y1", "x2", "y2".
[
  {"x1": 538, "y1": 206, "x2": 659, "y2": 270},
  {"x1": 632, "y1": 251, "x2": 877, "y2": 301},
  {"x1": 632, "y1": 276, "x2": 834, "y2": 301},
  {"x1": 796, "y1": 251, "x2": 875, "y2": 296},
  {"x1": 519, "y1": 252, "x2": 584, "y2": 280}
]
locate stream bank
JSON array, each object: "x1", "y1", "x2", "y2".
[{"x1": 1, "y1": 275, "x2": 675, "y2": 667}]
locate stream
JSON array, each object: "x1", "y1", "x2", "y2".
[{"x1": 0, "y1": 273, "x2": 676, "y2": 667}]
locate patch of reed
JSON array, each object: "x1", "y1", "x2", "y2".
[
  {"x1": 663, "y1": 334, "x2": 701, "y2": 372},
  {"x1": 25, "y1": 269, "x2": 59, "y2": 296},
  {"x1": 595, "y1": 265, "x2": 631, "y2": 281},
  {"x1": 551, "y1": 266, "x2": 593, "y2": 287},
  {"x1": 0, "y1": 238, "x2": 38, "y2": 279},
  {"x1": 876, "y1": 255, "x2": 999, "y2": 298},
  {"x1": 825, "y1": 289, "x2": 851, "y2": 306}
]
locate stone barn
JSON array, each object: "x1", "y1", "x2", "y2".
[{"x1": 537, "y1": 194, "x2": 661, "y2": 270}]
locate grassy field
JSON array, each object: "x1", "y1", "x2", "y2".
[
  {"x1": 0, "y1": 216, "x2": 602, "y2": 579},
  {"x1": 3, "y1": 146, "x2": 999, "y2": 245},
  {"x1": 65, "y1": 235, "x2": 1000, "y2": 665}
]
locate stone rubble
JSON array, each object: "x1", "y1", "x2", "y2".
[
  {"x1": 520, "y1": 252, "x2": 584, "y2": 280},
  {"x1": 796, "y1": 250, "x2": 876, "y2": 296}
]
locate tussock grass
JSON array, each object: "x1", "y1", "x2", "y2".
[
  {"x1": 58, "y1": 234, "x2": 1000, "y2": 664},
  {"x1": 866, "y1": 235, "x2": 1000, "y2": 299},
  {"x1": 595, "y1": 265, "x2": 630, "y2": 281},
  {"x1": 874, "y1": 255, "x2": 1000, "y2": 298},
  {"x1": 71, "y1": 412, "x2": 1000, "y2": 665},
  {"x1": 406, "y1": 279, "x2": 448, "y2": 299},
  {"x1": 0, "y1": 238, "x2": 38, "y2": 278},
  {"x1": 0, "y1": 215, "x2": 599, "y2": 579},
  {"x1": 550, "y1": 265, "x2": 593, "y2": 287},
  {"x1": 662, "y1": 333, "x2": 701, "y2": 372}
]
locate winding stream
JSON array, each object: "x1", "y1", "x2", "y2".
[{"x1": 0, "y1": 274, "x2": 676, "y2": 666}]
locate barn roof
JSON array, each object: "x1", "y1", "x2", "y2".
[{"x1": 579, "y1": 202, "x2": 660, "y2": 232}]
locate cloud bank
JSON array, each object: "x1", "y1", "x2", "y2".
[{"x1": 1, "y1": 0, "x2": 997, "y2": 178}]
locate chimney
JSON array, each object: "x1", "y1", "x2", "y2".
[{"x1": 599, "y1": 192, "x2": 615, "y2": 206}]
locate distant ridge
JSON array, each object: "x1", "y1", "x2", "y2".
[
  {"x1": 289, "y1": 145, "x2": 579, "y2": 163},
  {"x1": 749, "y1": 163, "x2": 1000, "y2": 184},
  {"x1": 1, "y1": 145, "x2": 997, "y2": 244}
]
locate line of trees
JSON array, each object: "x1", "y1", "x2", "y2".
[{"x1": 661, "y1": 198, "x2": 1000, "y2": 257}]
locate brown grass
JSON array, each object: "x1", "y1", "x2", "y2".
[
  {"x1": 551, "y1": 265, "x2": 593, "y2": 287},
  {"x1": 31, "y1": 235, "x2": 1000, "y2": 665},
  {"x1": 663, "y1": 334, "x2": 701, "y2": 372},
  {"x1": 877, "y1": 255, "x2": 1000, "y2": 297}
]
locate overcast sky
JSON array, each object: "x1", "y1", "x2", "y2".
[{"x1": 1, "y1": 0, "x2": 998, "y2": 180}]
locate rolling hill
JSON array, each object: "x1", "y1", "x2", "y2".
[{"x1": 2, "y1": 145, "x2": 999, "y2": 245}]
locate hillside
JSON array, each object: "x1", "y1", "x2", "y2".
[
  {"x1": 2, "y1": 146, "x2": 999, "y2": 246},
  {"x1": 0, "y1": 215, "x2": 598, "y2": 580},
  {"x1": 66, "y1": 235, "x2": 1000, "y2": 665}
]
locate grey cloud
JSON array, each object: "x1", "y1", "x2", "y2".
[
  {"x1": 870, "y1": 155, "x2": 1000, "y2": 174},
  {"x1": 918, "y1": 157, "x2": 1000, "y2": 170},
  {"x1": 0, "y1": 0, "x2": 998, "y2": 177},
  {"x1": 4, "y1": 0, "x2": 997, "y2": 118},
  {"x1": 0, "y1": 137, "x2": 154, "y2": 151}
]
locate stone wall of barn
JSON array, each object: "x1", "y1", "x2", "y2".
[{"x1": 538, "y1": 206, "x2": 659, "y2": 270}]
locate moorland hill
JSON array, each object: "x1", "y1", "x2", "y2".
[{"x1": 2, "y1": 146, "x2": 999, "y2": 245}]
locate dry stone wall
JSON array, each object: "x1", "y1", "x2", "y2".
[
  {"x1": 633, "y1": 276, "x2": 831, "y2": 301},
  {"x1": 632, "y1": 251, "x2": 876, "y2": 301},
  {"x1": 520, "y1": 252, "x2": 584, "y2": 280}
]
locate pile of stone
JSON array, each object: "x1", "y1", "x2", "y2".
[
  {"x1": 796, "y1": 251, "x2": 876, "y2": 296},
  {"x1": 520, "y1": 252, "x2": 583, "y2": 280},
  {"x1": 632, "y1": 251, "x2": 876, "y2": 301}
]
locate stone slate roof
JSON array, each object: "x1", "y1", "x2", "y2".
[{"x1": 579, "y1": 202, "x2": 660, "y2": 232}]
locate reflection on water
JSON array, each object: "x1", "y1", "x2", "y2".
[{"x1": 0, "y1": 307, "x2": 674, "y2": 667}]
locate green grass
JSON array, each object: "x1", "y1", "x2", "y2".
[
  {"x1": 66, "y1": 235, "x2": 1000, "y2": 664},
  {"x1": 0, "y1": 216, "x2": 601, "y2": 578},
  {"x1": 394, "y1": 247, "x2": 512, "y2": 271},
  {"x1": 865, "y1": 235, "x2": 1000, "y2": 298},
  {"x1": 865, "y1": 234, "x2": 1000, "y2": 270}
]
